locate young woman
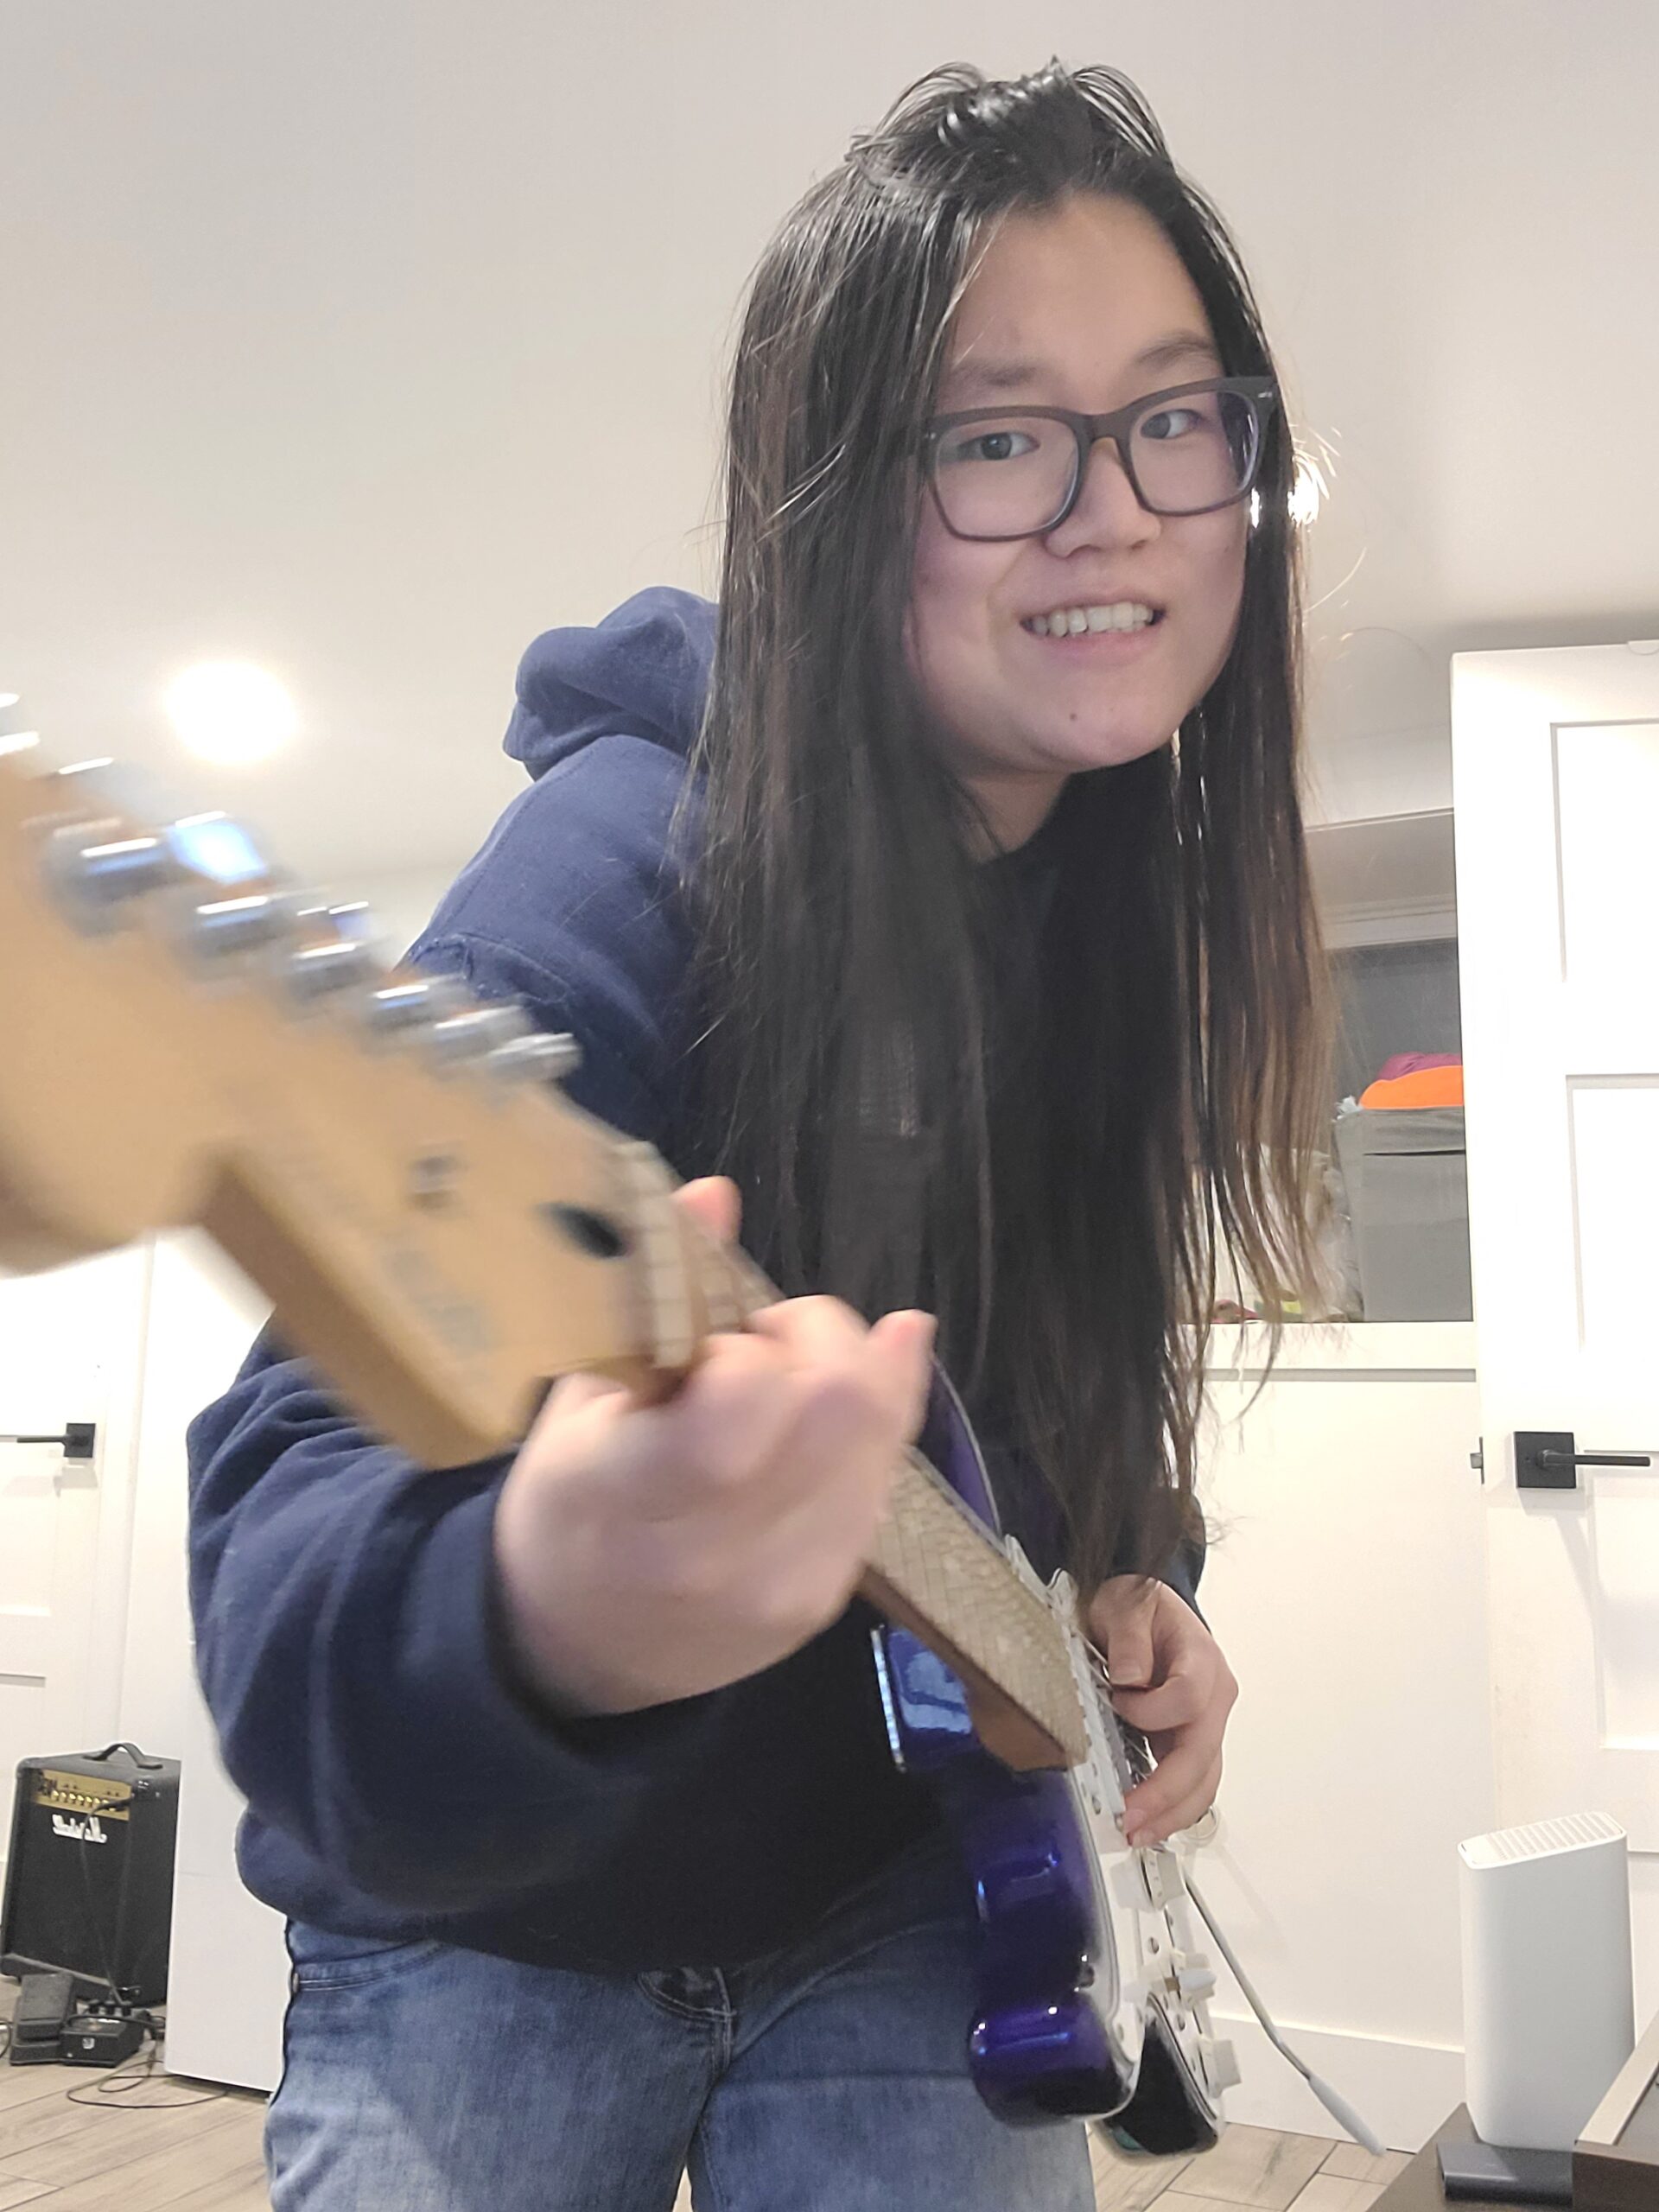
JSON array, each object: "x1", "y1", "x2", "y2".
[{"x1": 187, "y1": 58, "x2": 1330, "y2": 2212}]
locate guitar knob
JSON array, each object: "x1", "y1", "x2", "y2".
[
  {"x1": 1175, "y1": 1955, "x2": 1218, "y2": 2001},
  {"x1": 1198, "y1": 2035, "x2": 1241, "y2": 2092}
]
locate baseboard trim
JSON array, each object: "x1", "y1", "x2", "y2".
[{"x1": 1212, "y1": 2010, "x2": 1465, "y2": 2153}]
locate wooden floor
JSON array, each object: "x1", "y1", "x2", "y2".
[
  {"x1": 3, "y1": 1985, "x2": 1408, "y2": 2210},
  {"x1": 1086, "y1": 2126, "x2": 1408, "y2": 2212}
]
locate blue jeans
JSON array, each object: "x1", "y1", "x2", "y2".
[{"x1": 267, "y1": 1834, "x2": 1093, "y2": 2209}]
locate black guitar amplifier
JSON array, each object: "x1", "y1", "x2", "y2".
[{"x1": 0, "y1": 1742, "x2": 180, "y2": 2007}]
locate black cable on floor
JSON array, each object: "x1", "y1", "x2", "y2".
[{"x1": 63, "y1": 2028, "x2": 231, "y2": 2111}]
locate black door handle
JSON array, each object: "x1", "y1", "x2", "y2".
[
  {"x1": 1515, "y1": 1430, "x2": 1653, "y2": 1491},
  {"x1": 0, "y1": 1422, "x2": 96, "y2": 1460}
]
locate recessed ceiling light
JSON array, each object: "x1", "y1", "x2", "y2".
[{"x1": 166, "y1": 662, "x2": 297, "y2": 766}]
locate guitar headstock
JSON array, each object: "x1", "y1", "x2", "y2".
[
  {"x1": 0, "y1": 741, "x2": 1090, "y2": 1774},
  {"x1": 0, "y1": 742, "x2": 739, "y2": 1467}
]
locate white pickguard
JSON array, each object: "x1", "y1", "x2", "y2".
[{"x1": 1011, "y1": 1545, "x2": 1240, "y2": 2120}]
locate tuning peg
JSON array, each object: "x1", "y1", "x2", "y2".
[
  {"x1": 427, "y1": 1001, "x2": 585, "y2": 1090},
  {"x1": 304, "y1": 898, "x2": 372, "y2": 938},
  {"x1": 356, "y1": 975, "x2": 581, "y2": 1088},
  {"x1": 281, "y1": 932, "x2": 386, "y2": 1004},
  {"x1": 39, "y1": 821, "x2": 191, "y2": 933},
  {"x1": 485, "y1": 1030, "x2": 582, "y2": 1084},
  {"x1": 424, "y1": 1001, "x2": 536, "y2": 1071},
  {"x1": 276, "y1": 900, "x2": 386, "y2": 1005},
  {"x1": 35, "y1": 778, "x2": 277, "y2": 938},
  {"x1": 182, "y1": 885, "x2": 305, "y2": 963},
  {"x1": 359, "y1": 973, "x2": 474, "y2": 1039}
]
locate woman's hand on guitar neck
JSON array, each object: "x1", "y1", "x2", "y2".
[{"x1": 492, "y1": 1176, "x2": 937, "y2": 1719}]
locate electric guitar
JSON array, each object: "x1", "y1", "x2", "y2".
[{"x1": 0, "y1": 746, "x2": 1236, "y2": 2152}]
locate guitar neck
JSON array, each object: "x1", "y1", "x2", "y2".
[
  {"x1": 702, "y1": 1239, "x2": 1089, "y2": 1771},
  {"x1": 0, "y1": 745, "x2": 1087, "y2": 1775}
]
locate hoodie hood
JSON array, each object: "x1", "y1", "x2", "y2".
[{"x1": 504, "y1": 586, "x2": 717, "y2": 779}]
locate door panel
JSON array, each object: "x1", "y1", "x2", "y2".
[
  {"x1": 1556, "y1": 722, "x2": 1659, "y2": 982},
  {"x1": 1453, "y1": 644, "x2": 1659, "y2": 1852}
]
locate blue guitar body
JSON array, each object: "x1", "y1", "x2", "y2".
[{"x1": 870, "y1": 1371, "x2": 1230, "y2": 2156}]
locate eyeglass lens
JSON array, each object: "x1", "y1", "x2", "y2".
[{"x1": 931, "y1": 387, "x2": 1261, "y2": 537}]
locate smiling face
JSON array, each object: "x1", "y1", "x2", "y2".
[{"x1": 906, "y1": 192, "x2": 1251, "y2": 849}]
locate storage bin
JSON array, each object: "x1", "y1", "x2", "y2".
[{"x1": 1333, "y1": 1104, "x2": 1473, "y2": 1321}]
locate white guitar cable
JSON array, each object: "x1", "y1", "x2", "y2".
[{"x1": 1174, "y1": 1835, "x2": 1387, "y2": 2158}]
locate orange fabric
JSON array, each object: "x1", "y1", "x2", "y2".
[{"x1": 1358, "y1": 1065, "x2": 1465, "y2": 1111}]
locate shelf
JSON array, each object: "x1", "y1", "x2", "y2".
[
  {"x1": 1206, "y1": 1319, "x2": 1477, "y2": 1377},
  {"x1": 1306, "y1": 809, "x2": 1458, "y2": 947}
]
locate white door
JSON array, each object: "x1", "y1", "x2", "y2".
[
  {"x1": 1453, "y1": 641, "x2": 1659, "y2": 1872},
  {"x1": 0, "y1": 1243, "x2": 152, "y2": 1888}
]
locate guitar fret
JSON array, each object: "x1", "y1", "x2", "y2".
[
  {"x1": 871, "y1": 1455, "x2": 1088, "y2": 1764},
  {"x1": 682, "y1": 1225, "x2": 1088, "y2": 1770},
  {"x1": 613, "y1": 1142, "x2": 699, "y2": 1369}
]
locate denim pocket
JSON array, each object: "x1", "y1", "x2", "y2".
[{"x1": 286, "y1": 1923, "x2": 447, "y2": 1992}]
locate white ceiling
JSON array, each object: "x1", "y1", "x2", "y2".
[{"x1": 3, "y1": 1, "x2": 1656, "y2": 892}]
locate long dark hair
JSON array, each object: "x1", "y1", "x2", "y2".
[{"x1": 681, "y1": 59, "x2": 1332, "y2": 1588}]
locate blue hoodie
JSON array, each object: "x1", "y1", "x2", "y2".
[{"x1": 184, "y1": 588, "x2": 1199, "y2": 1973}]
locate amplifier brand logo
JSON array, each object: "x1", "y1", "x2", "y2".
[{"x1": 51, "y1": 1813, "x2": 108, "y2": 1845}]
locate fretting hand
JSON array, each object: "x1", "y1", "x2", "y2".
[{"x1": 493, "y1": 1176, "x2": 936, "y2": 1718}]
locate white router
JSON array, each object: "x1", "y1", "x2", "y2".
[{"x1": 1459, "y1": 1811, "x2": 1635, "y2": 2152}]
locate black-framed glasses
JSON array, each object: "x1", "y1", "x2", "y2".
[{"x1": 921, "y1": 375, "x2": 1279, "y2": 540}]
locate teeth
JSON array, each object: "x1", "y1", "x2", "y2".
[{"x1": 1025, "y1": 603, "x2": 1158, "y2": 638}]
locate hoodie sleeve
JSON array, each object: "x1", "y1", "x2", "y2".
[
  {"x1": 1158, "y1": 1529, "x2": 1206, "y2": 1619},
  {"x1": 187, "y1": 1325, "x2": 728, "y2": 1911},
  {"x1": 184, "y1": 741, "x2": 721, "y2": 1913},
  {"x1": 404, "y1": 729, "x2": 702, "y2": 1147}
]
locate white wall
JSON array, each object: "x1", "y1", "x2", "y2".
[
  {"x1": 116, "y1": 1231, "x2": 270, "y2": 1764},
  {"x1": 1306, "y1": 725, "x2": 1454, "y2": 829},
  {"x1": 1194, "y1": 1324, "x2": 1487, "y2": 2147}
]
